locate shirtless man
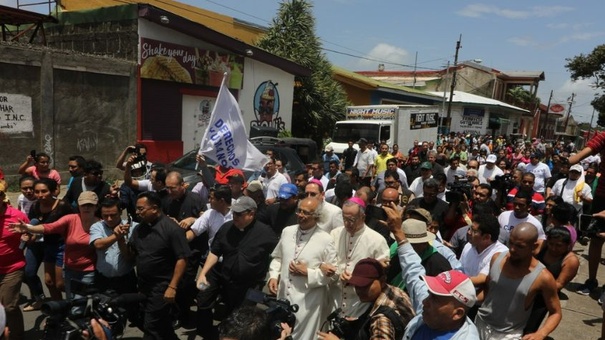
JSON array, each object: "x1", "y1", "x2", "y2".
[{"x1": 475, "y1": 223, "x2": 562, "y2": 339}]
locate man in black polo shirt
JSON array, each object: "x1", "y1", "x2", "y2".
[
  {"x1": 195, "y1": 196, "x2": 278, "y2": 340},
  {"x1": 128, "y1": 191, "x2": 190, "y2": 340},
  {"x1": 163, "y1": 171, "x2": 203, "y2": 328}
]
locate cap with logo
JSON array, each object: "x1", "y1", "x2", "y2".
[
  {"x1": 231, "y1": 196, "x2": 257, "y2": 213},
  {"x1": 421, "y1": 270, "x2": 477, "y2": 308},
  {"x1": 278, "y1": 183, "x2": 299, "y2": 200},
  {"x1": 486, "y1": 154, "x2": 497, "y2": 163}
]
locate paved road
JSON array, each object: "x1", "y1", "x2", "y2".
[{"x1": 8, "y1": 190, "x2": 605, "y2": 339}]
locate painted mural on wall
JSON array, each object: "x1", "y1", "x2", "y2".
[
  {"x1": 251, "y1": 80, "x2": 285, "y2": 130},
  {"x1": 140, "y1": 38, "x2": 244, "y2": 89},
  {"x1": 0, "y1": 93, "x2": 33, "y2": 134}
]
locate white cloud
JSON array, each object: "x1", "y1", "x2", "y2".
[
  {"x1": 354, "y1": 43, "x2": 410, "y2": 70},
  {"x1": 555, "y1": 78, "x2": 602, "y2": 122},
  {"x1": 559, "y1": 31, "x2": 605, "y2": 43},
  {"x1": 507, "y1": 36, "x2": 536, "y2": 47},
  {"x1": 457, "y1": 4, "x2": 573, "y2": 19}
]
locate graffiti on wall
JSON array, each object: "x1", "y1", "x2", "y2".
[{"x1": 251, "y1": 80, "x2": 285, "y2": 131}]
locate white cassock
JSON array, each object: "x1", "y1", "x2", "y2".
[
  {"x1": 317, "y1": 201, "x2": 344, "y2": 233},
  {"x1": 329, "y1": 225, "x2": 390, "y2": 318},
  {"x1": 269, "y1": 224, "x2": 337, "y2": 340}
]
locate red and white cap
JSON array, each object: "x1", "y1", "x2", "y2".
[{"x1": 421, "y1": 270, "x2": 477, "y2": 308}]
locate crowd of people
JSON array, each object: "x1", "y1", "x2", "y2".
[{"x1": 0, "y1": 131, "x2": 604, "y2": 339}]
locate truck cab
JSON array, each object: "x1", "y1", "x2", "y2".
[{"x1": 329, "y1": 120, "x2": 392, "y2": 154}]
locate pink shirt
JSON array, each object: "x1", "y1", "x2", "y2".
[
  {"x1": 25, "y1": 166, "x2": 61, "y2": 185},
  {"x1": 44, "y1": 214, "x2": 96, "y2": 271},
  {"x1": 0, "y1": 205, "x2": 29, "y2": 274}
]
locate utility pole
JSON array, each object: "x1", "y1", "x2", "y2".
[
  {"x1": 589, "y1": 108, "x2": 596, "y2": 139},
  {"x1": 446, "y1": 34, "x2": 462, "y2": 134},
  {"x1": 563, "y1": 93, "x2": 575, "y2": 132},
  {"x1": 541, "y1": 90, "x2": 553, "y2": 139},
  {"x1": 412, "y1": 51, "x2": 418, "y2": 89}
]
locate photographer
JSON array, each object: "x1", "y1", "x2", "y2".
[
  {"x1": 317, "y1": 258, "x2": 415, "y2": 340},
  {"x1": 505, "y1": 172, "x2": 545, "y2": 216},
  {"x1": 115, "y1": 143, "x2": 152, "y2": 178},
  {"x1": 218, "y1": 306, "x2": 293, "y2": 340}
]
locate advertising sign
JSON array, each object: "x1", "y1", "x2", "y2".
[
  {"x1": 140, "y1": 38, "x2": 244, "y2": 89},
  {"x1": 460, "y1": 107, "x2": 484, "y2": 131},
  {"x1": 0, "y1": 93, "x2": 33, "y2": 134},
  {"x1": 409, "y1": 112, "x2": 438, "y2": 130},
  {"x1": 346, "y1": 106, "x2": 397, "y2": 120}
]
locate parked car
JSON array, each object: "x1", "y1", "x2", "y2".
[
  {"x1": 250, "y1": 136, "x2": 318, "y2": 164},
  {"x1": 167, "y1": 144, "x2": 307, "y2": 188}
]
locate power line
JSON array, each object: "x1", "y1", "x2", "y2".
[{"x1": 322, "y1": 47, "x2": 441, "y2": 71}]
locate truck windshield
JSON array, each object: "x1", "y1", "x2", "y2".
[{"x1": 332, "y1": 123, "x2": 380, "y2": 143}]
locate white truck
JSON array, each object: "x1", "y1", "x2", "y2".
[{"x1": 326, "y1": 104, "x2": 440, "y2": 154}]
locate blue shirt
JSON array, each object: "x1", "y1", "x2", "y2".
[{"x1": 89, "y1": 219, "x2": 138, "y2": 277}]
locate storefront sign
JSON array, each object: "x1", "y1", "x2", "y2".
[
  {"x1": 346, "y1": 106, "x2": 397, "y2": 120},
  {"x1": 0, "y1": 93, "x2": 33, "y2": 134},
  {"x1": 410, "y1": 112, "x2": 438, "y2": 130},
  {"x1": 140, "y1": 38, "x2": 244, "y2": 89}
]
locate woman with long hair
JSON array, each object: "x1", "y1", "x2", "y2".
[
  {"x1": 18, "y1": 152, "x2": 61, "y2": 195},
  {"x1": 21, "y1": 178, "x2": 74, "y2": 307}
]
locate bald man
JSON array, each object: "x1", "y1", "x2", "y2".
[{"x1": 475, "y1": 223, "x2": 561, "y2": 339}]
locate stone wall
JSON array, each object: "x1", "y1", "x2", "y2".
[{"x1": 0, "y1": 42, "x2": 137, "y2": 187}]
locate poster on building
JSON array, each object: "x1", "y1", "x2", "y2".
[
  {"x1": 140, "y1": 38, "x2": 244, "y2": 89},
  {"x1": 460, "y1": 107, "x2": 485, "y2": 131},
  {"x1": 0, "y1": 93, "x2": 33, "y2": 134},
  {"x1": 410, "y1": 112, "x2": 438, "y2": 130}
]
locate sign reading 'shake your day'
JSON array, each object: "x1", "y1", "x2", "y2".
[{"x1": 0, "y1": 94, "x2": 33, "y2": 134}]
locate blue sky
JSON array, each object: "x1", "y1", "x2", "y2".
[
  {"x1": 191, "y1": 0, "x2": 605, "y2": 123},
  {"x1": 3, "y1": 0, "x2": 604, "y2": 122}
]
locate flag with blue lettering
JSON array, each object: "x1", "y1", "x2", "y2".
[{"x1": 199, "y1": 73, "x2": 268, "y2": 171}]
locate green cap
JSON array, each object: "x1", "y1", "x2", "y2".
[{"x1": 420, "y1": 161, "x2": 432, "y2": 170}]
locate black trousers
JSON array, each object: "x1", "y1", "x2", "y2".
[{"x1": 142, "y1": 290, "x2": 179, "y2": 340}]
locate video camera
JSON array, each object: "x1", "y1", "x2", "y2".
[
  {"x1": 491, "y1": 173, "x2": 516, "y2": 192},
  {"x1": 580, "y1": 214, "x2": 605, "y2": 238},
  {"x1": 245, "y1": 289, "x2": 299, "y2": 339},
  {"x1": 324, "y1": 308, "x2": 353, "y2": 338},
  {"x1": 41, "y1": 282, "x2": 144, "y2": 340},
  {"x1": 446, "y1": 178, "x2": 473, "y2": 203}
]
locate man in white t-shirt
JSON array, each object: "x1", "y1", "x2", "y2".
[
  {"x1": 409, "y1": 162, "x2": 433, "y2": 197},
  {"x1": 524, "y1": 153, "x2": 551, "y2": 195},
  {"x1": 551, "y1": 164, "x2": 593, "y2": 214},
  {"x1": 259, "y1": 156, "x2": 288, "y2": 205},
  {"x1": 477, "y1": 154, "x2": 504, "y2": 185},
  {"x1": 497, "y1": 190, "x2": 545, "y2": 247},
  {"x1": 460, "y1": 214, "x2": 508, "y2": 285},
  {"x1": 443, "y1": 156, "x2": 467, "y2": 185}
]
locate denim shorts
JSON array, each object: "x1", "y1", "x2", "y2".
[{"x1": 44, "y1": 242, "x2": 65, "y2": 268}]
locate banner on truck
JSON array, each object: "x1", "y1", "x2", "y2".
[
  {"x1": 346, "y1": 107, "x2": 396, "y2": 120},
  {"x1": 410, "y1": 112, "x2": 438, "y2": 130}
]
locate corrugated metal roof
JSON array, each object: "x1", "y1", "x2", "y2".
[
  {"x1": 59, "y1": 0, "x2": 264, "y2": 44},
  {"x1": 427, "y1": 90, "x2": 529, "y2": 113}
]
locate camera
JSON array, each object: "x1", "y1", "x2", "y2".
[
  {"x1": 324, "y1": 308, "x2": 353, "y2": 338},
  {"x1": 491, "y1": 173, "x2": 515, "y2": 192},
  {"x1": 245, "y1": 289, "x2": 298, "y2": 339},
  {"x1": 446, "y1": 179, "x2": 473, "y2": 203},
  {"x1": 580, "y1": 214, "x2": 605, "y2": 238},
  {"x1": 41, "y1": 285, "x2": 144, "y2": 339}
]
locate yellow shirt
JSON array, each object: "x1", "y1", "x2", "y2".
[{"x1": 374, "y1": 154, "x2": 394, "y2": 174}]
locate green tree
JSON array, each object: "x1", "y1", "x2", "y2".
[
  {"x1": 256, "y1": 0, "x2": 348, "y2": 146},
  {"x1": 506, "y1": 86, "x2": 540, "y2": 111},
  {"x1": 565, "y1": 44, "x2": 605, "y2": 126}
]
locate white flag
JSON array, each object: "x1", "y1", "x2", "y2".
[{"x1": 199, "y1": 73, "x2": 268, "y2": 171}]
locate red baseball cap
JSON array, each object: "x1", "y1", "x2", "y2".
[{"x1": 421, "y1": 270, "x2": 477, "y2": 308}]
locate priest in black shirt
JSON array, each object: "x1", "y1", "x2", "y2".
[
  {"x1": 195, "y1": 196, "x2": 278, "y2": 340},
  {"x1": 128, "y1": 192, "x2": 190, "y2": 340}
]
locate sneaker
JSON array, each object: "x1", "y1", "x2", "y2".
[
  {"x1": 599, "y1": 292, "x2": 604, "y2": 305},
  {"x1": 577, "y1": 279, "x2": 598, "y2": 296},
  {"x1": 23, "y1": 299, "x2": 43, "y2": 312}
]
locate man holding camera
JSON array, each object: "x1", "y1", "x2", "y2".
[
  {"x1": 268, "y1": 197, "x2": 337, "y2": 340},
  {"x1": 318, "y1": 258, "x2": 415, "y2": 340}
]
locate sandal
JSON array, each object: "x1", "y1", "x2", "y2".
[{"x1": 23, "y1": 300, "x2": 43, "y2": 312}]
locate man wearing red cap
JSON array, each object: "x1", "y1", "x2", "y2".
[
  {"x1": 318, "y1": 257, "x2": 414, "y2": 339},
  {"x1": 384, "y1": 203, "x2": 480, "y2": 339}
]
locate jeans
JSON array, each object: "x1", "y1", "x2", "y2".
[
  {"x1": 24, "y1": 242, "x2": 45, "y2": 300},
  {"x1": 63, "y1": 268, "x2": 95, "y2": 300}
]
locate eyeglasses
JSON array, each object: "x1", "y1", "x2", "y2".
[
  {"x1": 343, "y1": 217, "x2": 358, "y2": 224},
  {"x1": 295, "y1": 208, "x2": 316, "y2": 217},
  {"x1": 384, "y1": 181, "x2": 396, "y2": 186},
  {"x1": 305, "y1": 192, "x2": 319, "y2": 197}
]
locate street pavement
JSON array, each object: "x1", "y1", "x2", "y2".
[{"x1": 7, "y1": 190, "x2": 605, "y2": 339}]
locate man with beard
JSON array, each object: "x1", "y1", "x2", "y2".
[
  {"x1": 268, "y1": 197, "x2": 337, "y2": 340},
  {"x1": 404, "y1": 155, "x2": 422, "y2": 186}
]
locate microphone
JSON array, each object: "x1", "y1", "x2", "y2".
[{"x1": 19, "y1": 218, "x2": 39, "y2": 250}]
